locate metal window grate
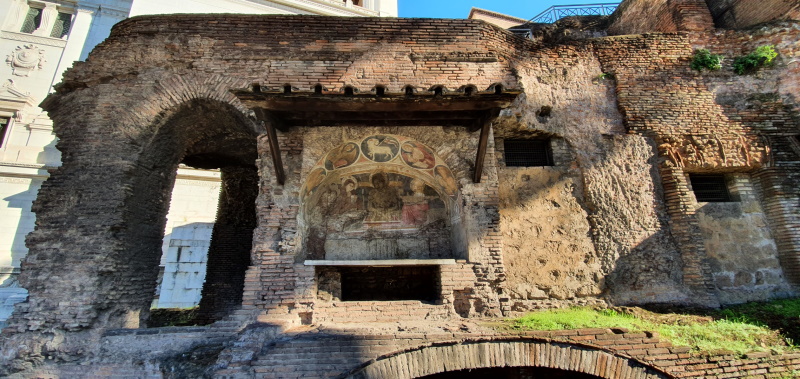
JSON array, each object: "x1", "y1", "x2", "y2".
[
  {"x1": 50, "y1": 12, "x2": 73, "y2": 38},
  {"x1": 504, "y1": 139, "x2": 553, "y2": 167},
  {"x1": 20, "y1": 8, "x2": 42, "y2": 34},
  {"x1": 689, "y1": 174, "x2": 731, "y2": 202}
]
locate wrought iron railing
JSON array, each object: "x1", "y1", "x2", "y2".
[{"x1": 529, "y1": 3, "x2": 619, "y2": 24}]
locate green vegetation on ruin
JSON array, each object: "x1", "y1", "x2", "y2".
[
  {"x1": 691, "y1": 49, "x2": 723, "y2": 71},
  {"x1": 733, "y1": 45, "x2": 778, "y2": 75},
  {"x1": 507, "y1": 298, "x2": 800, "y2": 355}
]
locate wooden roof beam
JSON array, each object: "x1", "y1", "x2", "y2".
[{"x1": 253, "y1": 108, "x2": 286, "y2": 185}]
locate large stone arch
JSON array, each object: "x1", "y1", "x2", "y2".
[
  {"x1": 347, "y1": 339, "x2": 672, "y2": 379},
  {"x1": 2, "y1": 73, "x2": 262, "y2": 364}
]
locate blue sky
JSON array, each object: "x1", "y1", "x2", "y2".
[{"x1": 398, "y1": 0, "x2": 596, "y2": 20}]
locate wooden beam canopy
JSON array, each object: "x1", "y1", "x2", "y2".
[{"x1": 235, "y1": 89, "x2": 520, "y2": 184}]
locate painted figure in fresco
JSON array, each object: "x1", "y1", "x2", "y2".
[
  {"x1": 336, "y1": 176, "x2": 363, "y2": 212},
  {"x1": 434, "y1": 165, "x2": 458, "y2": 196},
  {"x1": 362, "y1": 135, "x2": 399, "y2": 162},
  {"x1": 401, "y1": 178, "x2": 430, "y2": 226},
  {"x1": 304, "y1": 167, "x2": 327, "y2": 197},
  {"x1": 325, "y1": 142, "x2": 359, "y2": 170},
  {"x1": 401, "y1": 141, "x2": 436, "y2": 169},
  {"x1": 365, "y1": 172, "x2": 402, "y2": 222}
]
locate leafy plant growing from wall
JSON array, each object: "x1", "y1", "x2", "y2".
[
  {"x1": 691, "y1": 49, "x2": 723, "y2": 72},
  {"x1": 733, "y1": 45, "x2": 778, "y2": 75}
]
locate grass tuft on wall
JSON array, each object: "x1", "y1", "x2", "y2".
[{"x1": 509, "y1": 298, "x2": 800, "y2": 355}]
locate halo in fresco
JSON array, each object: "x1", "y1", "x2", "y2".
[
  {"x1": 304, "y1": 135, "x2": 460, "y2": 202},
  {"x1": 400, "y1": 141, "x2": 436, "y2": 169},
  {"x1": 325, "y1": 142, "x2": 359, "y2": 170},
  {"x1": 361, "y1": 135, "x2": 399, "y2": 162},
  {"x1": 434, "y1": 165, "x2": 458, "y2": 196}
]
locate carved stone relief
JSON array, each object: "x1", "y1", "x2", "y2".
[
  {"x1": 658, "y1": 133, "x2": 770, "y2": 169},
  {"x1": 6, "y1": 44, "x2": 46, "y2": 77}
]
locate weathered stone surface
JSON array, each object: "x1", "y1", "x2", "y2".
[{"x1": 0, "y1": 2, "x2": 798, "y2": 377}]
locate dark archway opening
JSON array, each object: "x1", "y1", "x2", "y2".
[
  {"x1": 133, "y1": 99, "x2": 259, "y2": 328},
  {"x1": 421, "y1": 367, "x2": 602, "y2": 379},
  {"x1": 193, "y1": 165, "x2": 258, "y2": 324}
]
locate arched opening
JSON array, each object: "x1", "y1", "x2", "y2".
[
  {"x1": 125, "y1": 98, "x2": 260, "y2": 327},
  {"x1": 348, "y1": 340, "x2": 671, "y2": 379},
  {"x1": 421, "y1": 367, "x2": 601, "y2": 378},
  {"x1": 298, "y1": 135, "x2": 464, "y2": 303}
]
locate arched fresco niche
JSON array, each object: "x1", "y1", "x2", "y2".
[{"x1": 299, "y1": 135, "x2": 462, "y2": 261}]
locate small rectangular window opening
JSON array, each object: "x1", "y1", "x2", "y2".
[
  {"x1": 339, "y1": 266, "x2": 439, "y2": 302},
  {"x1": 0, "y1": 117, "x2": 10, "y2": 148},
  {"x1": 50, "y1": 12, "x2": 73, "y2": 38},
  {"x1": 689, "y1": 174, "x2": 731, "y2": 202},
  {"x1": 20, "y1": 7, "x2": 42, "y2": 34},
  {"x1": 503, "y1": 139, "x2": 553, "y2": 167}
]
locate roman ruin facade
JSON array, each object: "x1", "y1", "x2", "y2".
[
  {"x1": 0, "y1": 0, "x2": 798, "y2": 377},
  {"x1": 0, "y1": 0, "x2": 398, "y2": 326}
]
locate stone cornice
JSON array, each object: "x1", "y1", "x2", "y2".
[
  {"x1": 264, "y1": 0, "x2": 379, "y2": 17},
  {"x1": 0, "y1": 31, "x2": 68, "y2": 48},
  {"x1": 77, "y1": 0, "x2": 133, "y2": 18}
]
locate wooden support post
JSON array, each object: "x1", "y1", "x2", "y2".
[
  {"x1": 472, "y1": 109, "x2": 499, "y2": 183},
  {"x1": 254, "y1": 108, "x2": 286, "y2": 185}
]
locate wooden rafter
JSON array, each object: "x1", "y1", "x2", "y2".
[
  {"x1": 236, "y1": 91, "x2": 520, "y2": 184},
  {"x1": 253, "y1": 108, "x2": 286, "y2": 185}
]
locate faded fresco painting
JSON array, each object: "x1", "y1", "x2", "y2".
[{"x1": 302, "y1": 135, "x2": 457, "y2": 261}]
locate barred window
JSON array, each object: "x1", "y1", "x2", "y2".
[
  {"x1": 503, "y1": 139, "x2": 553, "y2": 167},
  {"x1": 50, "y1": 12, "x2": 72, "y2": 38},
  {"x1": 689, "y1": 174, "x2": 731, "y2": 202},
  {"x1": 0, "y1": 117, "x2": 10, "y2": 148},
  {"x1": 20, "y1": 7, "x2": 42, "y2": 34}
]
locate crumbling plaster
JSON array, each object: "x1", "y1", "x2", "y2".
[{"x1": 0, "y1": 11, "x2": 797, "y2": 376}]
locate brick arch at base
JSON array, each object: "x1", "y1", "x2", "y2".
[{"x1": 347, "y1": 339, "x2": 672, "y2": 379}]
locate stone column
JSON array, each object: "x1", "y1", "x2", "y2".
[
  {"x1": 659, "y1": 166, "x2": 719, "y2": 306},
  {"x1": 32, "y1": 3, "x2": 58, "y2": 37},
  {"x1": 753, "y1": 167, "x2": 800, "y2": 285},
  {"x1": 1, "y1": 0, "x2": 29, "y2": 31},
  {"x1": 196, "y1": 166, "x2": 258, "y2": 323}
]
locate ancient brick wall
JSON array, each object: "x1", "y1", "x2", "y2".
[
  {"x1": 608, "y1": 0, "x2": 715, "y2": 35},
  {"x1": 704, "y1": 0, "x2": 800, "y2": 29},
  {"x1": 251, "y1": 125, "x2": 508, "y2": 322},
  {"x1": 0, "y1": 12, "x2": 798, "y2": 377},
  {"x1": 19, "y1": 325, "x2": 800, "y2": 378},
  {"x1": 196, "y1": 166, "x2": 258, "y2": 324},
  {"x1": 695, "y1": 174, "x2": 790, "y2": 303}
]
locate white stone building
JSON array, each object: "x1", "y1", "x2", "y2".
[{"x1": 0, "y1": 0, "x2": 397, "y2": 325}]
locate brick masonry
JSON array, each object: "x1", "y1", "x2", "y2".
[
  {"x1": 0, "y1": 1, "x2": 798, "y2": 377},
  {"x1": 19, "y1": 325, "x2": 800, "y2": 378}
]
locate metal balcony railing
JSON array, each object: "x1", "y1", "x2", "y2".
[{"x1": 529, "y1": 3, "x2": 619, "y2": 24}]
